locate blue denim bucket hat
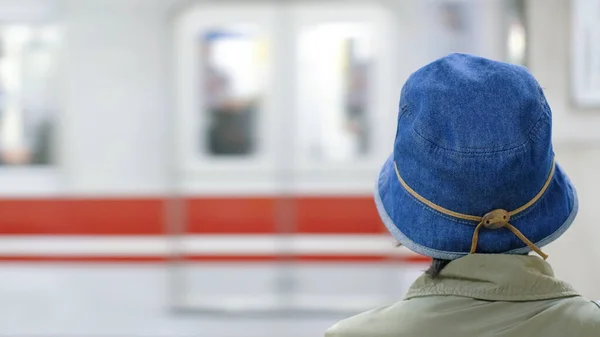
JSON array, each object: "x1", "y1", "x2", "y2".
[{"x1": 375, "y1": 53, "x2": 578, "y2": 260}]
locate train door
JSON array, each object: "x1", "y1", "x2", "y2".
[
  {"x1": 286, "y1": 3, "x2": 404, "y2": 311},
  {"x1": 169, "y1": 1, "x2": 422, "y2": 315},
  {"x1": 170, "y1": 3, "x2": 283, "y2": 313}
]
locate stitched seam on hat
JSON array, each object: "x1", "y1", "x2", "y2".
[
  {"x1": 399, "y1": 98, "x2": 530, "y2": 153},
  {"x1": 399, "y1": 103, "x2": 409, "y2": 117},
  {"x1": 528, "y1": 113, "x2": 550, "y2": 142},
  {"x1": 411, "y1": 127, "x2": 529, "y2": 155},
  {"x1": 409, "y1": 101, "x2": 545, "y2": 154},
  {"x1": 415, "y1": 128, "x2": 528, "y2": 152}
]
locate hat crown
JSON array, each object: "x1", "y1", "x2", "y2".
[
  {"x1": 394, "y1": 53, "x2": 553, "y2": 216},
  {"x1": 399, "y1": 53, "x2": 550, "y2": 153}
]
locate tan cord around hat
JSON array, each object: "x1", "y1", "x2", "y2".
[{"x1": 393, "y1": 158, "x2": 556, "y2": 260}]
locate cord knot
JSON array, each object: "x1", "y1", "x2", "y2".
[{"x1": 482, "y1": 209, "x2": 510, "y2": 229}]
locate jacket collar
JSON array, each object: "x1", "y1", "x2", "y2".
[{"x1": 405, "y1": 254, "x2": 580, "y2": 302}]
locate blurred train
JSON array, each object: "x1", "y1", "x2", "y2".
[{"x1": 0, "y1": 1, "x2": 528, "y2": 266}]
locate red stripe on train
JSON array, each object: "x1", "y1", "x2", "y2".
[
  {"x1": 0, "y1": 255, "x2": 431, "y2": 264},
  {"x1": 0, "y1": 197, "x2": 384, "y2": 235}
]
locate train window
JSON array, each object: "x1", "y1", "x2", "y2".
[
  {"x1": 0, "y1": 24, "x2": 60, "y2": 166},
  {"x1": 296, "y1": 23, "x2": 373, "y2": 162},
  {"x1": 175, "y1": 4, "x2": 280, "y2": 194},
  {"x1": 200, "y1": 27, "x2": 267, "y2": 157}
]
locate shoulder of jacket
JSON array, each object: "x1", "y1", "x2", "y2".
[
  {"x1": 557, "y1": 297, "x2": 600, "y2": 315},
  {"x1": 559, "y1": 297, "x2": 600, "y2": 332},
  {"x1": 580, "y1": 300, "x2": 600, "y2": 335},
  {"x1": 324, "y1": 304, "x2": 401, "y2": 337}
]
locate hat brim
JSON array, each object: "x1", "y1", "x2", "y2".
[{"x1": 375, "y1": 154, "x2": 578, "y2": 260}]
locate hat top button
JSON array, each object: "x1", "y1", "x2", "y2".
[{"x1": 482, "y1": 209, "x2": 510, "y2": 229}]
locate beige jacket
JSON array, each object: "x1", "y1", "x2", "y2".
[{"x1": 325, "y1": 255, "x2": 600, "y2": 337}]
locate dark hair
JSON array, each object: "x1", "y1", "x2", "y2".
[
  {"x1": 393, "y1": 243, "x2": 451, "y2": 278},
  {"x1": 425, "y1": 258, "x2": 451, "y2": 278}
]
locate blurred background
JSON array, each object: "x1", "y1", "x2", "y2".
[{"x1": 0, "y1": 0, "x2": 599, "y2": 336}]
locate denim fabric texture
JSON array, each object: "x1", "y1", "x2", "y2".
[{"x1": 375, "y1": 53, "x2": 578, "y2": 260}]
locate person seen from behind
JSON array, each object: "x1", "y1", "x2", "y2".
[{"x1": 325, "y1": 53, "x2": 600, "y2": 337}]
